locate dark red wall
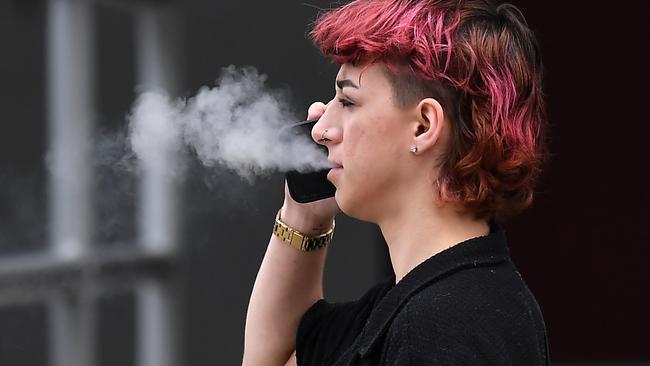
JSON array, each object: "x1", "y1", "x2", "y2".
[{"x1": 505, "y1": 1, "x2": 650, "y2": 361}]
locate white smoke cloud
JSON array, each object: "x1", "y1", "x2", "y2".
[{"x1": 128, "y1": 65, "x2": 330, "y2": 182}]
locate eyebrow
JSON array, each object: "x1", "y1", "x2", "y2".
[{"x1": 336, "y1": 79, "x2": 359, "y2": 90}]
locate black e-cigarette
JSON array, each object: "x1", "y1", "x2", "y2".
[{"x1": 280, "y1": 119, "x2": 336, "y2": 203}]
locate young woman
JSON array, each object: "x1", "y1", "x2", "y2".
[{"x1": 244, "y1": 0, "x2": 549, "y2": 365}]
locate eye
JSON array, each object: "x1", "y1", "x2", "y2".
[{"x1": 338, "y1": 98, "x2": 354, "y2": 108}]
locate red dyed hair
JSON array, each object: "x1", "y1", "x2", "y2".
[{"x1": 311, "y1": 0, "x2": 547, "y2": 222}]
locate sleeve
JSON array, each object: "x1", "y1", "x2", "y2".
[
  {"x1": 296, "y1": 279, "x2": 394, "y2": 366},
  {"x1": 295, "y1": 299, "x2": 358, "y2": 366}
]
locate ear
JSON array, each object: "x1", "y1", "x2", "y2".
[{"x1": 411, "y1": 98, "x2": 445, "y2": 154}]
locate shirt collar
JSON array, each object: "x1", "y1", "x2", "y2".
[{"x1": 357, "y1": 222, "x2": 511, "y2": 357}]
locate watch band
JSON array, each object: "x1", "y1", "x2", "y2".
[{"x1": 272, "y1": 208, "x2": 334, "y2": 251}]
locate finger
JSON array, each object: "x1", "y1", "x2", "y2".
[{"x1": 307, "y1": 102, "x2": 327, "y2": 121}]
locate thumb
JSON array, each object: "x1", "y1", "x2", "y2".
[{"x1": 307, "y1": 102, "x2": 327, "y2": 121}]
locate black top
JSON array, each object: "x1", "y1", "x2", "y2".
[{"x1": 296, "y1": 224, "x2": 550, "y2": 365}]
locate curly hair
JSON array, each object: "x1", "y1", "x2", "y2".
[{"x1": 310, "y1": 0, "x2": 548, "y2": 222}]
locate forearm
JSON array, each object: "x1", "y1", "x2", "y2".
[{"x1": 243, "y1": 207, "x2": 331, "y2": 365}]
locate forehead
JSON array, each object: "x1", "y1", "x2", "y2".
[{"x1": 336, "y1": 63, "x2": 391, "y2": 91}]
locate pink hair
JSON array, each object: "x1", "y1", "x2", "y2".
[{"x1": 311, "y1": 0, "x2": 548, "y2": 221}]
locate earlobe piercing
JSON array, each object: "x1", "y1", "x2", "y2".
[{"x1": 410, "y1": 145, "x2": 418, "y2": 154}]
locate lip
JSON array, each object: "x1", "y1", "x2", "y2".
[
  {"x1": 327, "y1": 166, "x2": 343, "y2": 181},
  {"x1": 327, "y1": 159, "x2": 343, "y2": 169}
]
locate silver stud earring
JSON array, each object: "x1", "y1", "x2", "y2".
[{"x1": 410, "y1": 145, "x2": 418, "y2": 154}]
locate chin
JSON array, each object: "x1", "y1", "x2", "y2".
[
  {"x1": 335, "y1": 190, "x2": 376, "y2": 223},
  {"x1": 333, "y1": 191, "x2": 351, "y2": 215},
  {"x1": 334, "y1": 190, "x2": 354, "y2": 216}
]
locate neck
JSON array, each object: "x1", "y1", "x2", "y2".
[{"x1": 377, "y1": 190, "x2": 490, "y2": 283}]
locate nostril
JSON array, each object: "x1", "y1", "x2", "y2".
[{"x1": 318, "y1": 129, "x2": 331, "y2": 143}]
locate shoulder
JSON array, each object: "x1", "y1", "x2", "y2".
[
  {"x1": 383, "y1": 263, "x2": 549, "y2": 365},
  {"x1": 406, "y1": 260, "x2": 537, "y2": 315},
  {"x1": 301, "y1": 275, "x2": 394, "y2": 328},
  {"x1": 297, "y1": 277, "x2": 394, "y2": 365}
]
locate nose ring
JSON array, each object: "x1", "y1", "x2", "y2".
[{"x1": 319, "y1": 129, "x2": 330, "y2": 142}]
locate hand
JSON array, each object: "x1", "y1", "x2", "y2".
[{"x1": 281, "y1": 102, "x2": 340, "y2": 235}]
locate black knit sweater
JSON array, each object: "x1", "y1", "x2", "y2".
[{"x1": 296, "y1": 224, "x2": 550, "y2": 365}]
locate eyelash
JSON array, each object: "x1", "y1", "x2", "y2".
[{"x1": 338, "y1": 98, "x2": 354, "y2": 108}]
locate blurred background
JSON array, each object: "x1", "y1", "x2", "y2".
[{"x1": 0, "y1": 0, "x2": 648, "y2": 365}]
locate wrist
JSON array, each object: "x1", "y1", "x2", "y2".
[
  {"x1": 274, "y1": 207, "x2": 334, "y2": 252},
  {"x1": 280, "y1": 205, "x2": 334, "y2": 236}
]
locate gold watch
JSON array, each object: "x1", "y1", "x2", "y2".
[{"x1": 272, "y1": 208, "x2": 334, "y2": 251}]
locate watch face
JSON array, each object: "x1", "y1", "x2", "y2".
[{"x1": 281, "y1": 119, "x2": 336, "y2": 203}]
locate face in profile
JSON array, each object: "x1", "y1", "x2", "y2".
[{"x1": 313, "y1": 63, "x2": 430, "y2": 222}]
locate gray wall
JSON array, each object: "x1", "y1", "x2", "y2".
[{"x1": 0, "y1": 1, "x2": 389, "y2": 365}]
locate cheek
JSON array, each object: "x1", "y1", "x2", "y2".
[
  {"x1": 344, "y1": 124, "x2": 388, "y2": 181},
  {"x1": 345, "y1": 113, "x2": 397, "y2": 161},
  {"x1": 341, "y1": 122, "x2": 365, "y2": 161}
]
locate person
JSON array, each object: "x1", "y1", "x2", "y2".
[{"x1": 243, "y1": 0, "x2": 549, "y2": 364}]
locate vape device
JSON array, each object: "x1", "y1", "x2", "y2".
[{"x1": 281, "y1": 119, "x2": 336, "y2": 203}]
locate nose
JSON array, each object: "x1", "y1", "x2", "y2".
[{"x1": 311, "y1": 108, "x2": 341, "y2": 146}]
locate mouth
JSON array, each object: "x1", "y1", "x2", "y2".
[
  {"x1": 327, "y1": 159, "x2": 343, "y2": 169},
  {"x1": 327, "y1": 161, "x2": 343, "y2": 181}
]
